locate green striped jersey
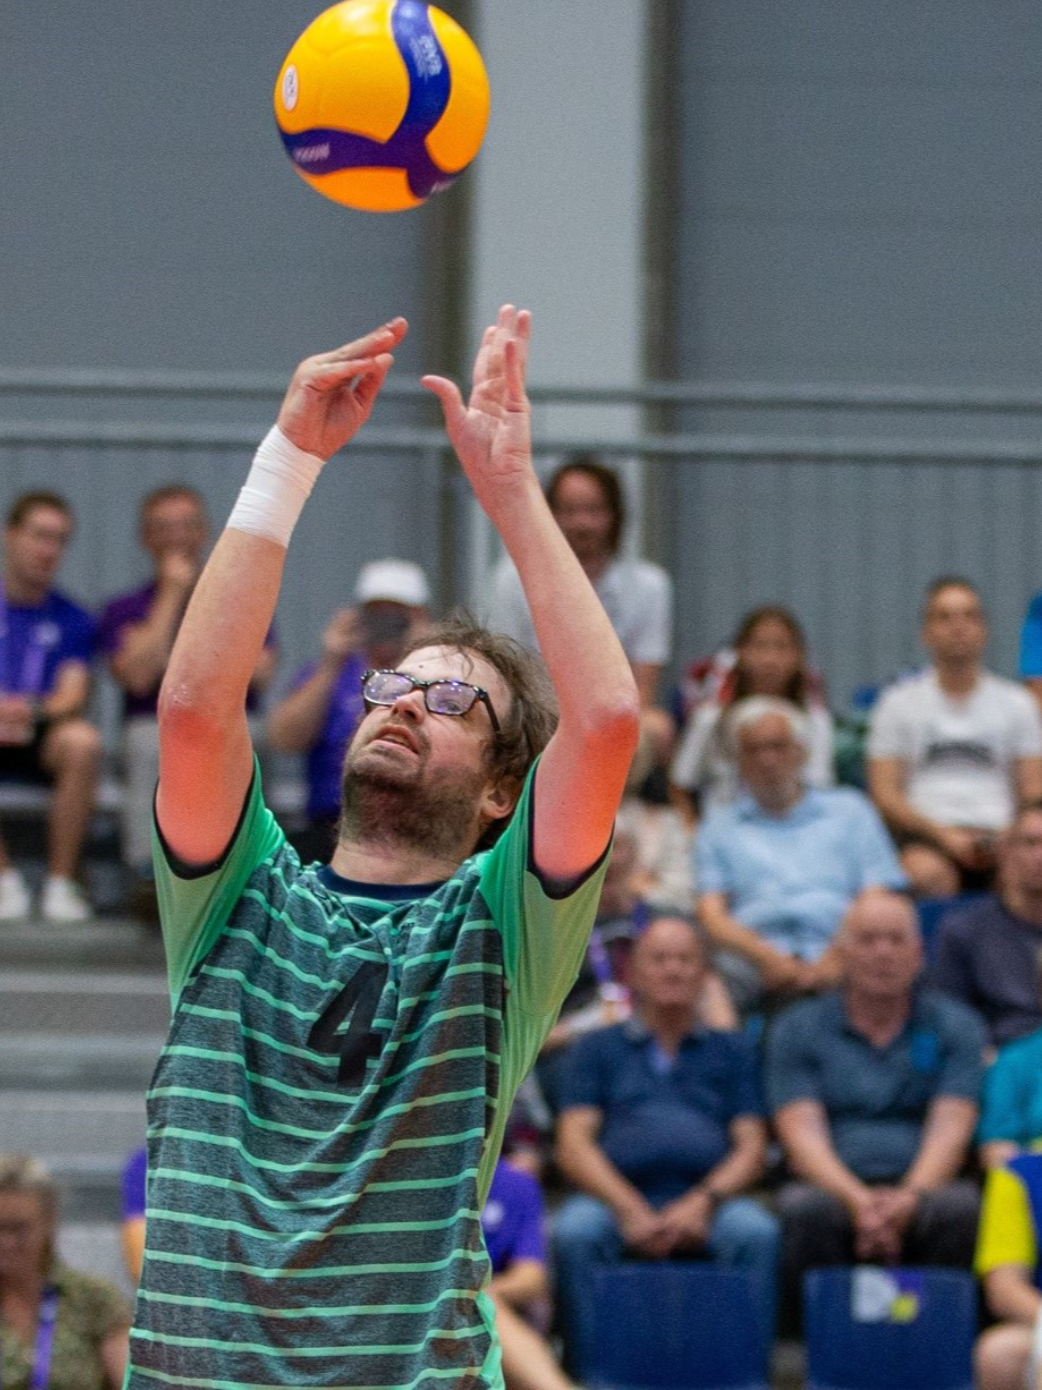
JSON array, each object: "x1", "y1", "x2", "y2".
[{"x1": 125, "y1": 762, "x2": 605, "y2": 1390}]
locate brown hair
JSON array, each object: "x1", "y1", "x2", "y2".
[
  {"x1": 0, "y1": 1153, "x2": 58, "y2": 1274},
  {"x1": 545, "y1": 453, "x2": 626, "y2": 555},
  {"x1": 729, "y1": 605, "x2": 809, "y2": 706},
  {"x1": 922, "y1": 576, "x2": 983, "y2": 620},
  {"x1": 140, "y1": 483, "x2": 206, "y2": 523},
  {"x1": 5, "y1": 491, "x2": 73, "y2": 530},
  {"x1": 401, "y1": 614, "x2": 558, "y2": 844}
]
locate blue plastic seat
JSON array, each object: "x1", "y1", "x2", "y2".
[
  {"x1": 585, "y1": 1262, "x2": 771, "y2": 1390},
  {"x1": 803, "y1": 1266, "x2": 976, "y2": 1390}
]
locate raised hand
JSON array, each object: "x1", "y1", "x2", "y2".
[
  {"x1": 421, "y1": 305, "x2": 532, "y2": 516},
  {"x1": 277, "y1": 318, "x2": 408, "y2": 460}
]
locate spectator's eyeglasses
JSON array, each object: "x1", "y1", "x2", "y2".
[{"x1": 361, "y1": 669, "x2": 501, "y2": 736}]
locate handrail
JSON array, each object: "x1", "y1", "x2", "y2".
[
  {"x1": 3, "y1": 368, "x2": 1042, "y2": 414},
  {"x1": 0, "y1": 418, "x2": 1039, "y2": 467}
]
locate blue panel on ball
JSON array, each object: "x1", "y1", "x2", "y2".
[{"x1": 279, "y1": 1, "x2": 460, "y2": 203}]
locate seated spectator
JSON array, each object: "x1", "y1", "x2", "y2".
[
  {"x1": 931, "y1": 801, "x2": 1042, "y2": 1050},
  {"x1": 613, "y1": 729, "x2": 696, "y2": 920},
  {"x1": 266, "y1": 558, "x2": 430, "y2": 861},
  {"x1": 482, "y1": 1157, "x2": 577, "y2": 1390},
  {"x1": 976, "y1": 1021, "x2": 1042, "y2": 1171},
  {"x1": 868, "y1": 577, "x2": 1042, "y2": 897},
  {"x1": 552, "y1": 915, "x2": 779, "y2": 1375},
  {"x1": 536, "y1": 795, "x2": 735, "y2": 1116},
  {"x1": 0, "y1": 1151, "x2": 131, "y2": 1388},
  {"x1": 974, "y1": 1153, "x2": 1042, "y2": 1390},
  {"x1": 98, "y1": 485, "x2": 277, "y2": 904},
  {"x1": 697, "y1": 697, "x2": 906, "y2": 1014},
  {"x1": 671, "y1": 605, "x2": 834, "y2": 816},
  {"x1": 487, "y1": 453, "x2": 674, "y2": 757},
  {"x1": 0, "y1": 492, "x2": 101, "y2": 922},
  {"x1": 765, "y1": 891, "x2": 985, "y2": 1334}
]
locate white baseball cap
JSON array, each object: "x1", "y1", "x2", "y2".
[{"x1": 353, "y1": 558, "x2": 431, "y2": 607}]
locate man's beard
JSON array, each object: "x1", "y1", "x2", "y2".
[{"x1": 338, "y1": 744, "x2": 488, "y2": 863}]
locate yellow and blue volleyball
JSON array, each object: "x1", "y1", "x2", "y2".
[{"x1": 273, "y1": 0, "x2": 490, "y2": 212}]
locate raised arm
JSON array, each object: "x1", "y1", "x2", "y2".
[
  {"x1": 156, "y1": 319, "x2": 407, "y2": 866},
  {"x1": 423, "y1": 307, "x2": 641, "y2": 881}
]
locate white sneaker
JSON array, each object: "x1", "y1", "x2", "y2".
[
  {"x1": 0, "y1": 869, "x2": 31, "y2": 921},
  {"x1": 40, "y1": 876, "x2": 92, "y2": 923}
]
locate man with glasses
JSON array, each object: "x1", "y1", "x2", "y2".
[{"x1": 124, "y1": 307, "x2": 641, "y2": 1390}]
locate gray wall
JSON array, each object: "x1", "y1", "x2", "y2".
[
  {"x1": 669, "y1": 1, "x2": 1042, "y2": 707},
  {"x1": 1, "y1": 0, "x2": 465, "y2": 711}
]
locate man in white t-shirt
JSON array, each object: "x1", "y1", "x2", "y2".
[
  {"x1": 867, "y1": 577, "x2": 1042, "y2": 896},
  {"x1": 488, "y1": 454, "x2": 673, "y2": 714}
]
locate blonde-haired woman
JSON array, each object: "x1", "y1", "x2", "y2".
[{"x1": 0, "y1": 1153, "x2": 130, "y2": 1389}]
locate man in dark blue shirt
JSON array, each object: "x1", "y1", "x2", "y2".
[
  {"x1": 765, "y1": 890, "x2": 984, "y2": 1332},
  {"x1": 931, "y1": 802, "x2": 1042, "y2": 1050},
  {"x1": 552, "y1": 915, "x2": 778, "y2": 1376}
]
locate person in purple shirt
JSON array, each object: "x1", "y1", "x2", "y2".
[
  {"x1": 98, "y1": 485, "x2": 277, "y2": 894},
  {"x1": 482, "y1": 1157, "x2": 578, "y2": 1390},
  {"x1": 267, "y1": 557, "x2": 431, "y2": 862},
  {"x1": 0, "y1": 491, "x2": 100, "y2": 923}
]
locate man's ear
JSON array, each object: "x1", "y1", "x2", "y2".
[{"x1": 481, "y1": 775, "x2": 521, "y2": 825}]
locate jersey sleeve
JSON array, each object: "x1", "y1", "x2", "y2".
[
  {"x1": 478, "y1": 759, "x2": 610, "y2": 1022},
  {"x1": 154, "y1": 759, "x2": 285, "y2": 1005},
  {"x1": 976, "y1": 1165, "x2": 1037, "y2": 1276}
]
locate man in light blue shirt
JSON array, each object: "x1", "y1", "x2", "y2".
[{"x1": 697, "y1": 697, "x2": 906, "y2": 1012}]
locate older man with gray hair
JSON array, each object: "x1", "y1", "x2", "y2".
[
  {"x1": 765, "y1": 891, "x2": 984, "y2": 1334},
  {"x1": 696, "y1": 697, "x2": 906, "y2": 1013}
]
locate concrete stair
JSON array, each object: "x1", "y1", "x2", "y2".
[{"x1": 0, "y1": 915, "x2": 167, "y2": 1222}]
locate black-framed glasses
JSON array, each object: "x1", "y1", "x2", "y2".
[{"x1": 361, "y1": 669, "x2": 501, "y2": 736}]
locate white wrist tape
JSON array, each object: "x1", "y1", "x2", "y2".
[{"x1": 227, "y1": 425, "x2": 324, "y2": 548}]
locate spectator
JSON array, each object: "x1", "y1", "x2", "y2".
[
  {"x1": 931, "y1": 801, "x2": 1042, "y2": 1050},
  {"x1": 267, "y1": 558, "x2": 431, "y2": 861},
  {"x1": 98, "y1": 485, "x2": 277, "y2": 901},
  {"x1": 765, "y1": 891, "x2": 984, "y2": 1333},
  {"x1": 974, "y1": 1154, "x2": 1042, "y2": 1390},
  {"x1": 976, "y1": 1021, "x2": 1042, "y2": 1171},
  {"x1": 482, "y1": 1157, "x2": 577, "y2": 1390},
  {"x1": 0, "y1": 492, "x2": 100, "y2": 922},
  {"x1": 553, "y1": 915, "x2": 779, "y2": 1375},
  {"x1": 697, "y1": 697, "x2": 906, "y2": 1014},
  {"x1": 488, "y1": 454, "x2": 673, "y2": 739},
  {"x1": 671, "y1": 606, "x2": 834, "y2": 815},
  {"x1": 868, "y1": 577, "x2": 1042, "y2": 897},
  {"x1": 0, "y1": 1151, "x2": 131, "y2": 1388},
  {"x1": 602, "y1": 726, "x2": 697, "y2": 926}
]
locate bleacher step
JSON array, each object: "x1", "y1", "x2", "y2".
[
  {"x1": 0, "y1": 1034, "x2": 164, "y2": 1090},
  {"x1": 0, "y1": 969, "x2": 170, "y2": 1034},
  {"x1": 0, "y1": 916, "x2": 166, "y2": 970}
]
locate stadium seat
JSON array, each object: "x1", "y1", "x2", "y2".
[
  {"x1": 585, "y1": 1263, "x2": 771, "y2": 1390},
  {"x1": 803, "y1": 1266, "x2": 976, "y2": 1390}
]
